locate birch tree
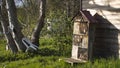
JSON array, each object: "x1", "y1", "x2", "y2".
[
  {"x1": 31, "y1": 0, "x2": 46, "y2": 46},
  {"x1": 0, "y1": 0, "x2": 18, "y2": 53},
  {"x1": 6, "y1": 0, "x2": 26, "y2": 52}
]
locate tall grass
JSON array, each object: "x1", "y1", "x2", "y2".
[
  {"x1": 0, "y1": 38, "x2": 120, "y2": 68},
  {"x1": 1, "y1": 56, "x2": 120, "y2": 68}
]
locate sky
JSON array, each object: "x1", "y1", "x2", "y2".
[
  {"x1": 0, "y1": 0, "x2": 23, "y2": 7},
  {"x1": 14, "y1": 0, "x2": 24, "y2": 7}
]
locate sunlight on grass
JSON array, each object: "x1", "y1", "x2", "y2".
[{"x1": 1, "y1": 38, "x2": 120, "y2": 68}]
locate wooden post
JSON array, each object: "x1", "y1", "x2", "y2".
[
  {"x1": 71, "y1": 20, "x2": 81, "y2": 59},
  {"x1": 80, "y1": 0, "x2": 82, "y2": 10},
  {"x1": 88, "y1": 23, "x2": 95, "y2": 60}
]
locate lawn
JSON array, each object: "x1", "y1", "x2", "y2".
[{"x1": 0, "y1": 38, "x2": 120, "y2": 68}]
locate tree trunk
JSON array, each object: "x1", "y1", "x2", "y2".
[
  {"x1": 73, "y1": 0, "x2": 80, "y2": 16},
  {"x1": 66, "y1": 0, "x2": 71, "y2": 18},
  {"x1": 0, "y1": 0, "x2": 18, "y2": 53},
  {"x1": 6, "y1": 0, "x2": 26, "y2": 52},
  {"x1": 31, "y1": 0, "x2": 46, "y2": 46}
]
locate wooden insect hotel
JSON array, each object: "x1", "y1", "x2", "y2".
[{"x1": 71, "y1": 10, "x2": 96, "y2": 61}]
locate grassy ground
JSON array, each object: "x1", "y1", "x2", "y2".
[
  {"x1": 0, "y1": 38, "x2": 120, "y2": 68},
  {"x1": 0, "y1": 55, "x2": 120, "y2": 68}
]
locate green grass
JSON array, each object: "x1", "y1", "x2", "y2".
[
  {"x1": 1, "y1": 56, "x2": 120, "y2": 68},
  {"x1": 0, "y1": 38, "x2": 120, "y2": 68}
]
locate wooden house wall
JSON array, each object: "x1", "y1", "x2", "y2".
[
  {"x1": 93, "y1": 15, "x2": 120, "y2": 58},
  {"x1": 83, "y1": 0, "x2": 120, "y2": 58}
]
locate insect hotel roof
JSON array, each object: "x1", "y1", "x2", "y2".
[{"x1": 73, "y1": 10, "x2": 96, "y2": 23}]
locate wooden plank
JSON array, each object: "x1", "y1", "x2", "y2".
[
  {"x1": 119, "y1": 49, "x2": 120, "y2": 58},
  {"x1": 95, "y1": 34, "x2": 120, "y2": 38},
  {"x1": 88, "y1": 23, "x2": 95, "y2": 60},
  {"x1": 95, "y1": 28, "x2": 120, "y2": 40},
  {"x1": 96, "y1": 26, "x2": 120, "y2": 30},
  {"x1": 71, "y1": 45, "x2": 79, "y2": 59},
  {"x1": 93, "y1": 49, "x2": 118, "y2": 55},
  {"x1": 95, "y1": 20, "x2": 120, "y2": 30},
  {"x1": 92, "y1": 51, "x2": 118, "y2": 58},
  {"x1": 73, "y1": 22, "x2": 80, "y2": 34},
  {"x1": 93, "y1": 44, "x2": 118, "y2": 50},
  {"x1": 81, "y1": 11, "x2": 96, "y2": 23},
  {"x1": 65, "y1": 58, "x2": 86, "y2": 63},
  {"x1": 94, "y1": 38, "x2": 120, "y2": 44},
  {"x1": 95, "y1": 36, "x2": 118, "y2": 39},
  {"x1": 95, "y1": 34, "x2": 120, "y2": 39},
  {"x1": 93, "y1": 42, "x2": 119, "y2": 47},
  {"x1": 64, "y1": 58, "x2": 87, "y2": 66},
  {"x1": 95, "y1": 28, "x2": 120, "y2": 33}
]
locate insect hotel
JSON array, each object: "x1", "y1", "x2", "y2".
[
  {"x1": 65, "y1": 10, "x2": 96, "y2": 64},
  {"x1": 71, "y1": 10, "x2": 96, "y2": 61}
]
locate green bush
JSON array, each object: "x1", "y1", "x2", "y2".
[{"x1": 38, "y1": 47, "x2": 60, "y2": 56}]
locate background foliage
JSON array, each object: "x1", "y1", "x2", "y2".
[{"x1": 1, "y1": 0, "x2": 120, "y2": 68}]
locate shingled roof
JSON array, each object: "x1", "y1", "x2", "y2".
[{"x1": 73, "y1": 10, "x2": 97, "y2": 23}]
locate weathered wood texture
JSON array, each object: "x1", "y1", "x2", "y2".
[
  {"x1": 71, "y1": 11, "x2": 96, "y2": 61},
  {"x1": 88, "y1": 23, "x2": 95, "y2": 60},
  {"x1": 82, "y1": 0, "x2": 120, "y2": 59},
  {"x1": 72, "y1": 16, "x2": 89, "y2": 60},
  {"x1": 64, "y1": 58, "x2": 86, "y2": 66},
  {"x1": 92, "y1": 14, "x2": 120, "y2": 58}
]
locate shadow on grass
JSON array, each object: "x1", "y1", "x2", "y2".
[
  {"x1": 0, "y1": 47, "x2": 60, "y2": 63},
  {"x1": 37, "y1": 48, "x2": 60, "y2": 56}
]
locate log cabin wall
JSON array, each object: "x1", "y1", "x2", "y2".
[
  {"x1": 93, "y1": 14, "x2": 120, "y2": 58},
  {"x1": 83, "y1": 0, "x2": 120, "y2": 58}
]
